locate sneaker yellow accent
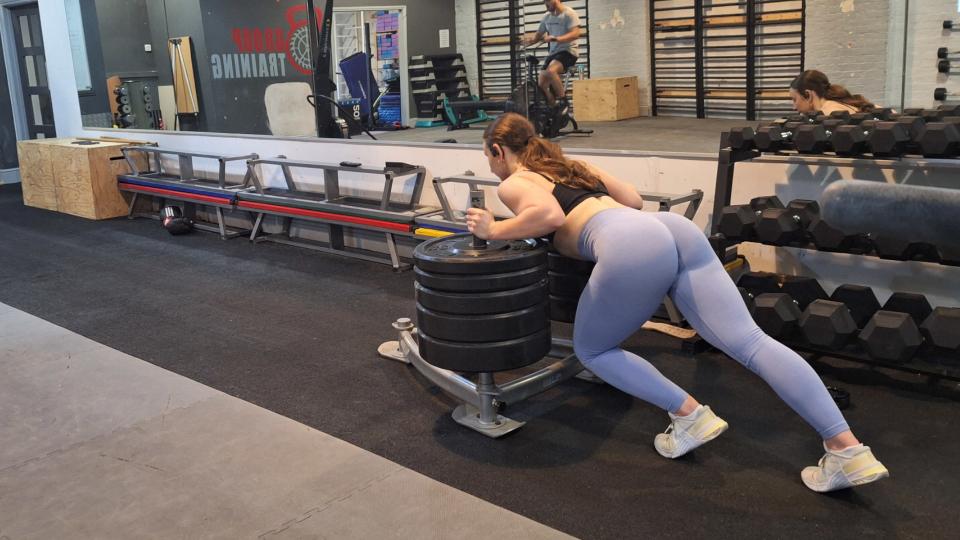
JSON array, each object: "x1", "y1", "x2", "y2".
[
  {"x1": 802, "y1": 443, "x2": 889, "y2": 492},
  {"x1": 654, "y1": 405, "x2": 728, "y2": 459}
]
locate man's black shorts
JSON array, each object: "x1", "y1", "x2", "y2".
[{"x1": 543, "y1": 51, "x2": 578, "y2": 71}]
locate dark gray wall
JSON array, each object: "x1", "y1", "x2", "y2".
[
  {"x1": 93, "y1": 0, "x2": 157, "y2": 77},
  {"x1": 78, "y1": 0, "x2": 112, "y2": 117},
  {"x1": 336, "y1": 0, "x2": 457, "y2": 59},
  {"x1": 0, "y1": 27, "x2": 18, "y2": 169},
  {"x1": 197, "y1": 0, "x2": 315, "y2": 134},
  {"x1": 81, "y1": 0, "x2": 458, "y2": 135},
  {"x1": 197, "y1": 0, "x2": 458, "y2": 134}
]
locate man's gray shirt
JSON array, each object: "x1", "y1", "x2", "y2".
[{"x1": 538, "y1": 6, "x2": 580, "y2": 57}]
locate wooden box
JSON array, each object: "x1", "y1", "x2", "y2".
[
  {"x1": 572, "y1": 76, "x2": 640, "y2": 122},
  {"x1": 16, "y1": 138, "x2": 147, "y2": 220}
]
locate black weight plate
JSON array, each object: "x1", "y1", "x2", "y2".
[
  {"x1": 414, "y1": 233, "x2": 547, "y2": 275},
  {"x1": 414, "y1": 263, "x2": 547, "y2": 293},
  {"x1": 549, "y1": 295, "x2": 579, "y2": 323},
  {"x1": 418, "y1": 327, "x2": 552, "y2": 372},
  {"x1": 416, "y1": 301, "x2": 549, "y2": 343},
  {"x1": 144, "y1": 103, "x2": 154, "y2": 112},
  {"x1": 547, "y1": 251, "x2": 595, "y2": 275},
  {"x1": 548, "y1": 272, "x2": 590, "y2": 297},
  {"x1": 415, "y1": 279, "x2": 547, "y2": 315},
  {"x1": 119, "y1": 95, "x2": 130, "y2": 105},
  {"x1": 143, "y1": 93, "x2": 152, "y2": 102},
  {"x1": 121, "y1": 105, "x2": 132, "y2": 114}
]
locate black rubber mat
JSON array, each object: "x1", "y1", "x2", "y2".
[{"x1": 2, "y1": 184, "x2": 958, "y2": 539}]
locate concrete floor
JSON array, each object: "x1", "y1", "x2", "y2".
[
  {"x1": 366, "y1": 116, "x2": 756, "y2": 154},
  {"x1": 0, "y1": 302, "x2": 574, "y2": 540}
]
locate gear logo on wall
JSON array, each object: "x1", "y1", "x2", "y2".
[{"x1": 285, "y1": 5, "x2": 322, "y2": 75}]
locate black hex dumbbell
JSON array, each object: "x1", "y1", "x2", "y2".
[
  {"x1": 738, "y1": 287, "x2": 757, "y2": 316},
  {"x1": 755, "y1": 199, "x2": 819, "y2": 246},
  {"x1": 860, "y1": 311, "x2": 924, "y2": 364},
  {"x1": 870, "y1": 107, "x2": 896, "y2": 121},
  {"x1": 916, "y1": 122, "x2": 960, "y2": 158},
  {"x1": 939, "y1": 244, "x2": 960, "y2": 266},
  {"x1": 882, "y1": 292, "x2": 934, "y2": 327},
  {"x1": 717, "y1": 196, "x2": 784, "y2": 242},
  {"x1": 794, "y1": 124, "x2": 835, "y2": 154},
  {"x1": 871, "y1": 236, "x2": 941, "y2": 262},
  {"x1": 780, "y1": 275, "x2": 829, "y2": 311},
  {"x1": 753, "y1": 122, "x2": 804, "y2": 152},
  {"x1": 867, "y1": 121, "x2": 911, "y2": 158},
  {"x1": 727, "y1": 127, "x2": 757, "y2": 150},
  {"x1": 806, "y1": 213, "x2": 873, "y2": 253},
  {"x1": 939, "y1": 103, "x2": 960, "y2": 115},
  {"x1": 896, "y1": 116, "x2": 926, "y2": 154},
  {"x1": 737, "y1": 271, "x2": 782, "y2": 297},
  {"x1": 920, "y1": 307, "x2": 960, "y2": 352},
  {"x1": 754, "y1": 293, "x2": 803, "y2": 340},
  {"x1": 830, "y1": 284, "x2": 881, "y2": 329},
  {"x1": 830, "y1": 124, "x2": 869, "y2": 156},
  {"x1": 799, "y1": 299, "x2": 859, "y2": 351}
]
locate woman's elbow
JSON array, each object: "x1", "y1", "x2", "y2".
[{"x1": 547, "y1": 209, "x2": 566, "y2": 230}]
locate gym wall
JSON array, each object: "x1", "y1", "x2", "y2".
[
  {"x1": 454, "y1": 0, "x2": 479, "y2": 99},
  {"x1": 93, "y1": 0, "x2": 157, "y2": 79},
  {"x1": 804, "y1": 0, "x2": 892, "y2": 107},
  {"x1": 887, "y1": 0, "x2": 960, "y2": 109}
]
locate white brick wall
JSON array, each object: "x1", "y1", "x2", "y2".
[
  {"x1": 455, "y1": 0, "x2": 480, "y2": 97},
  {"x1": 886, "y1": 0, "x2": 960, "y2": 110},
  {"x1": 456, "y1": 0, "x2": 960, "y2": 118},
  {"x1": 804, "y1": 0, "x2": 891, "y2": 107},
  {"x1": 589, "y1": 1, "x2": 650, "y2": 116}
]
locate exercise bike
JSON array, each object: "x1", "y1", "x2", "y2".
[{"x1": 506, "y1": 47, "x2": 593, "y2": 139}]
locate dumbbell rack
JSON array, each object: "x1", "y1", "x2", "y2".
[
  {"x1": 712, "y1": 149, "x2": 960, "y2": 238},
  {"x1": 241, "y1": 158, "x2": 435, "y2": 270},
  {"x1": 118, "y1": 147, "x2": 258, "y2": 239},
  {"x1": 714, "y1": 150, "x2": 960, "y2": 379}
]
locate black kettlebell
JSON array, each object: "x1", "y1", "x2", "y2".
[{"x1": 161, "y1": 206, "x2": 194, "y2": 235}]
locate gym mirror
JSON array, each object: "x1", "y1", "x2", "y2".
[{"x1": 65, "y1": 0, "x2": 898, "y2": 154}]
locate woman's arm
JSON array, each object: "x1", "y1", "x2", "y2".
[
  {"x1": 466, "y1": 174, "x2": 565, "y2": 240},
  {"x1": 586, "y1": 164, "x2": 644, "y2": 209}
]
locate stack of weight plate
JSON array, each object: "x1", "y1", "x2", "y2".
[
  {"x1": 547, "y1": 251, "x2": 595, "y2": 323},
  {"x1": 413, "y1": 233, "x2": 552, "y2": 372}
]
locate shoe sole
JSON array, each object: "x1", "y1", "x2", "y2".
[
  {"x1": 655, "y1": 419, "x2": 728, "y2": 459},
  {"x1": 802, "y1": 466, "x2": 889, "y2": 492}
]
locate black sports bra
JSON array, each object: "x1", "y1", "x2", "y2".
[
  {"x1": 551, "y1": 181, "x2": 610, "y2": 215},
  {"x1": 542, "y1": 178, "x2": 610, "y2": 243}
]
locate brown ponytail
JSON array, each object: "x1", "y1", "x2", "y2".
[
  {"x1": 482, "y1": 113, "x2": 602, "y2": 190},
  {"x1": 790, "y1": 70, "x2": 877, "y2": 112}
]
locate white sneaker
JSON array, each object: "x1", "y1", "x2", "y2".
[
  {"x1": 801, "y1": 443, "x2": 889, "y2": 492},
  {"x1": 654, "y1": 405, "x2": 728, "y2": 458}
]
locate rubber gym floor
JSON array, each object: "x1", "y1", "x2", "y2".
[{"x1": 1, "y1": 183, "x2": 958, "y2": 539}]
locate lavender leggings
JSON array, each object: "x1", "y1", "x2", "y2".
[{"x1": 573, "y1": 208, "x2": 849, "y2": 440}]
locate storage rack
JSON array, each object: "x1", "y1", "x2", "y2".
[
  {"x1": 650, "y1": 0, "x2": 803, "y2": 120},
  {"x1": 240, "y1": 158, "x2": 436, "y2": 270},
  {"x1": 118, "y1": 147, "x2": 257, "y2": 239},
  {"x1": 409, "y1": 53, "x2": 472, "y2": 127},
  {"x1": 476, "y1": 0, "x2": 589, "y2": 102},
  {"x1": 712, "y1": 143, "x2": 960, "y2": 380}
]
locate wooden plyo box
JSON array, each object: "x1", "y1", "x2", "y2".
[
  {"x1": 16, "y1": 138, "x2": 147, "y2": 220},
  {"x1": 572, "y1": 76, "x2": 640, "y2": 122}
]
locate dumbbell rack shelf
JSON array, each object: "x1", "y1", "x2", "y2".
[
  {"x1": 794, "y1": 342, "x2": 960, "y2": 381},
  {"x1": 712, "y1": 148, "x2": 960, "y2": 239}
]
